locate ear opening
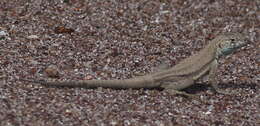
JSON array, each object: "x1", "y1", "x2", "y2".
[{"x1": 218, "y1": 43, "x2": 223, "y2": 48}]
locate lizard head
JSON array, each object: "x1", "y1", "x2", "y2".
[{"x1": 215, "y1": 33, "x2": 247, "y2": 58}]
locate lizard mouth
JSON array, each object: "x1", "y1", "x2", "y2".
[{"x1": 221, "y1": 40, "x2": 247, "y2": 56}]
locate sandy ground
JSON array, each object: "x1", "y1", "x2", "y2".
[{"x1": 0, "y1": 0, "x2": 259, "y2": 125}]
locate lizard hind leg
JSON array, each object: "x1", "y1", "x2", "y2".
[{"x1": 161, "y1": 79, "x2": 203, "y2": 102}]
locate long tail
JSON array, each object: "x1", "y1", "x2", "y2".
[{"x1": 20, "y1": 76, "x2": 157, "y2": 89}]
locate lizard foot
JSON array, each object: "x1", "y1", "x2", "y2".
[{"x1": 165, "y1": 89, "x2": 205, "y2": 103}]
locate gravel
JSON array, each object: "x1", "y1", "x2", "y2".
[{"x1": 0, "y1": 0, "x2": 259, "y2": 125}]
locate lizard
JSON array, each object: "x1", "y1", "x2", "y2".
[{"x1": 21, "y1": 33, "x2": 247, "y2": 96}]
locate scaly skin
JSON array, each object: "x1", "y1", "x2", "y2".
[{"x1": 21, "y1": 33, "x2": 247, "y2": 94}]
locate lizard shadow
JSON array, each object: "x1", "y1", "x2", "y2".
[
  {"x1": 147, "y1": 83, "x2": 210, "y2": 94},
  {"x1": 181, "y1": 83, "x2": 210, "y2": 94},
  {"x1": 170, "y1": 82, "x2": 258, "y2": 94}
]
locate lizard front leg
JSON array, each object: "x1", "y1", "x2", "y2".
[{"x1": 209, "y1": 60, "x2": 230, "y2": 94}]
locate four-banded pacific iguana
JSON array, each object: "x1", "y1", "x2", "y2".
[{"x1": 21, "y1": 33, "x2": 247, "y2": 96}]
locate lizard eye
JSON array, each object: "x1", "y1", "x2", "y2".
[
  {"x1": 230, "y1": 38, "x2": 235, "y2": 42},
  {"x1": 230, "y1": 38, "x2": 236, "y2": 45}
]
